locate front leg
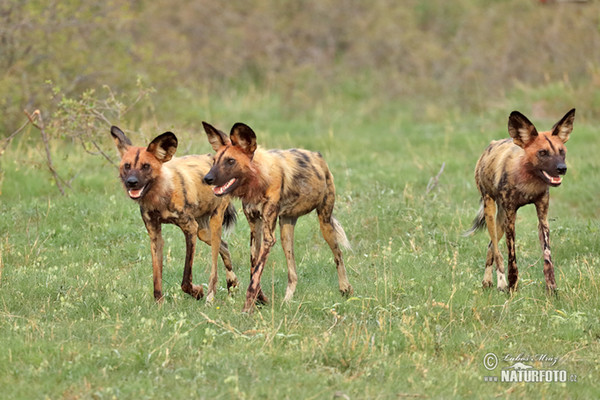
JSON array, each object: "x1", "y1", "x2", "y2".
[
  {"x1": 244, "y1": 206, "x2": 267, "y2": 305},
  {"x1": 243, "y1": 202, "x2": 278, "y2": 312},
  {"x1": 244, "y1": 207, "x2": 263, "y2": 268},
  {"x1": 535, "y1": 194, "x2": 557, "y2": 291},
  {"x1": 143, "y1": 215, "x2": 164, "y2": 302},
  {"x1": 503, "y1": 208, "x2": 518, "y2": 290}
]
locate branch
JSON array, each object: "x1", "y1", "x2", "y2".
[
  {"x1": 426, "y1": 162, "x2": 445, "y2": 195},
  {"x1": 25, "y1": 109, "x2": 68, "y2": 195},
  {"x1": 0, "y1": 113, "x2": 36, "y2": 156}
]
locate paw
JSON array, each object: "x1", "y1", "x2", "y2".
[
  {"x1": 227, "y1": 277, "x2": 239, "y2": 292},
  {"x1": 256, "y1": 290, "x2": 269, "y2": 305},
  {"x1": 205, "y1": 291, "x2": 215, "y2": 304},
  {"x1": 496, "y1": 280, "x2": 508, "y2": 292},
  {"x1": 241, "y1": 301, "x2": 255, "y2": 314},
  {"x1": 340, "y1": 284, "x2": 354, "y2": 297},
  {"x1": 283, "y1": 289, "x2": 294, "y2": 303},
  {"x1": 546, "y1": 283, "x2": 558, "y2": 295},
  {"x1": 482, "y1": 280, "x2": 493, "y2": 289},
  {"x1": 189, "y1": 285, "x2": 204, "y2": 300}
]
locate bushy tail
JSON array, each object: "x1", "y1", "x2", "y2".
[
  {"x1": 332, "y1": 216, "x2": 352, "y2": 251},
  {"x1": 463, "y1": 198, "x2": 486, "y2": 237},
  {"x1": 223, "y1": 203, "x2": 237, "y2": 233}
]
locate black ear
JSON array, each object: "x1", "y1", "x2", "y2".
[
  {"x1": 230, "y1": 123, "x2": 257, "y2": 156},
  {"x1": 147, "y1": 132, "x2": 178, "y2": 163},
  {"x1": 508, "y1": 111, "x2": 538, "y2": 148},
  {"x1": 202, "y1": 121, "x2": 230, "y2": 152},
  {"x1": 551, "y1": 108, "x2": 575, "y2": 144},
  {"x1": 110, "y1": 126, "x2": 132, "y2": 157}
]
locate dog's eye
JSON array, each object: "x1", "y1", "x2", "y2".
[
  {"x1": 538, "y1": 150, "x2": 548, "y2": 157},
  {"x1": 142, "y1": 163, "x2": 150, "y2": 170},
  {"x1": 559, "y1": 148, "x2": 565, "y2": 156},
  {"x1": 124, "y1": 163, "x2": 131, "y2": 170},
  {"x1": 226, "y1": 158, "x2": 236, "y2": 166}
]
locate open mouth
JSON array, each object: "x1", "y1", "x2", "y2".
[
  {"x1": 213, "y1": 178, "x2": 237, "y2": 196},
  {"x1": 128, "y1": 185, "x2": 147, "y2": 199},
  {"x1": 542, "y1": 171, "x2": 563, "y2": 186}
]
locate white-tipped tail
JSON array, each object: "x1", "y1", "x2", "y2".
[
  {"x1": 463, "y1": 198, "x2": 486, "y2": 237},
  {"x1": 332, "y1": 217, "x2": 351, "y2": 251}
]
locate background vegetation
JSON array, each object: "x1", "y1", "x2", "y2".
[
  {"x1": 4, "y1": 0, "x2": 600, "y2": 134},
  {"x1": 1, "y1": 0, "x2": 599, "y2": 399}
]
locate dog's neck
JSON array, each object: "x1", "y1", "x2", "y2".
[
  {"x1": 238, "y1": 161, "x2": 269, "y2": 204},
  {"x1": 515, "y1": 155, "x2": 550, "y2": 196},
  {"x1": 139, "y1": 167, "x2": 174, "y2": 211}
]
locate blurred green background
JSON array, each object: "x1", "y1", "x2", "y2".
[{"x1": 3, "y1": 0, "x2": 600, "y2": 134}]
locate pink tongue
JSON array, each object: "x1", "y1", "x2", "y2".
[{"x1": 129, "y1": 188, "x2": 143, "y2": 198}]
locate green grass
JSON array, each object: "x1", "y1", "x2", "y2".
[{"x1": 0, "y1": 96, "x2": 599, "y2": 399}]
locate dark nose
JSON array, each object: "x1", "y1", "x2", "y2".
[
  {"x1": 126, "y1": 175, "x2": 139, "y2": 188},
  {"x1": 203, "y1": 173, "x2": 214, "y2": 185},
  {"x1": 557, "y1": 163, "x2": 567, "y2": 175}
]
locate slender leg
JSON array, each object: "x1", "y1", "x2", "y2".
[
  {"x1": 143, "y1": 217, "x2": 165, "y2": 301},
  {"x1": 280, "y1": 216, "x2": 298, "y2": 302},
  {"x1": 243, "y1": 203, "x2": 278, "y2": 312},
  {"x1": 197, "y1": 229, "x2": 237, "y2": 293},
  {"x1": 494, "y1": 206, "x2": 507, "y2": 291},
  {"x1": 535, "y1": 193, "x2": 557, "y2": 291},
  {"x1": 180, "y1": 221, "x2": 203, "y2": 299},
  {"x1": 199, "y1": 204, "x2": 238, "y2": 303},
  {"x1": 503, "y1": 208, "x2": 518, "y2": 290},
  {"x1": 482, "y1": 195, "x2": 506, "y2": 290},
  {"x1": 316, "y1": 182, "x2": 352, "y2": 296},
  {"x1": 244, "y1": 208, "x2": 268, "y2": 306}
]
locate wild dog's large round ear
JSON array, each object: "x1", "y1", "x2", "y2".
[
  {"x1": 202, "y1": 121, "x2": 230, "y2": 152},
  {"x1": 508, "y1": 111, "x2": 538, "y2": 148},
  {"x1": 230, "y1": 123, "x2": 257, "y2": 156},
  {"x1": 551, "y1": 108, "x2": 575, "y2": 144},
  {"x1": 110, "y1": 126, "x2": 133, "y2": 157},
  {"x1": 147, "y1": 132, "x2": 178, "y2": 163}
]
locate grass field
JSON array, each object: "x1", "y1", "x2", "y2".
[{"x1": 0, "y1": 95, "x2": 599, "y2": 399}]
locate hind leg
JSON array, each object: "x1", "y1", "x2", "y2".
[
  {"x1": 494, "y1": 206, "x2": 507, "y2": 290},
  {"x1": 210, "y1": 207, "x2": 238, "y2": 301},
  {"x1": 483, "y1": 195, "x2": 507, "y2": 291},
  {"x1": 218, "y1": 240, "x2": 239, "y2": 292},
  {"x1": 317, "y1": 197, "x2": 352, "y2": 296},
  {"x1": 280, "y1": 216, "x2": 298, "y2": 302},
  {"x1": 180, "y1": 221, "x2": 204, "y2": 300},
  {"x1": 197, "y1": 227, "x2": 238, "y2": 303}
]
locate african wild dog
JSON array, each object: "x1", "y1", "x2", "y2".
[
  {"x1": 110, "y1": 126, "x2": 238, "y2": 302},
  {"x1": 201, "y1": 122, "x2": 353, "y2": 312},
  {"x1": 465, "y1": 109, "x2": 575, "y2": 292}
]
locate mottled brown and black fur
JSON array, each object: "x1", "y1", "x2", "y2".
[
  {"x1": 110, "y1": 126, "x2": 238, "y2": 302},
  {"x1": 202, "y1": 122, "x2": 353, "y2": 312},
  {"x1": 466, "y1": 109, "x2": 575, "y2": 292}
]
